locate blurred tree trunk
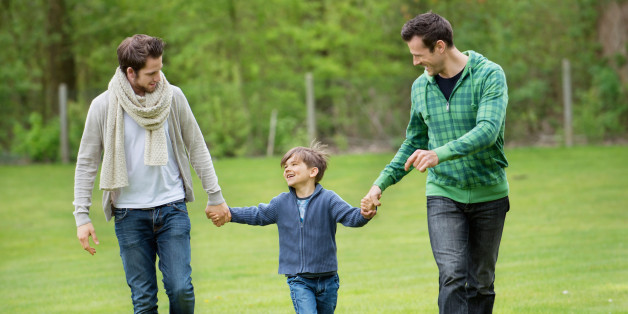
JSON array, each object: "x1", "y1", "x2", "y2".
[
  {"x1": 227, "y1": 0, "x2": 247, "y2": 110},
  {"x1": 44, "y1": 0, "x2": 75, "y2": 121},
  {"x1": 313, "y1": 0, "x2": 336, "y2": 142},
  {"x1": 598, "y1": 1, "x2": 628, "y2": 83}
]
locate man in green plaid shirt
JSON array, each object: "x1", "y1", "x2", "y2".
[{"x1": 361, "y1": 12, "x2": 510, "y2": 314}]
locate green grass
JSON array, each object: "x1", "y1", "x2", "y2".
[{"x1": 1, "y1": 146, "x2": 627, "y2": 313}]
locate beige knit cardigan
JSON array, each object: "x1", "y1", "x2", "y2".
[{"x1": 73, "y1": 85, "x2": 224, "y2": 226}]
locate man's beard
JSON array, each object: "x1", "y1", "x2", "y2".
[{"x1": 132, "y1": 79, "x2": 156, "y2": 95}]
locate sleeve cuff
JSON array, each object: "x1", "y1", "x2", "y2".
[
  {"x1": 228, "y1": 208, "x2": 240, "y2": 223},
  {"x1": 74, "y1": 211, "x2": 92, "y2": 227},
  {"x1": 373, "y1": 174, "x2": 393, "y2": 192},
  {"x1": 206, "y1": 190, "x2": 226, "y2": 206},
  {"x1": 433, "y1": 145, "x2": 454, "y2": 163}
]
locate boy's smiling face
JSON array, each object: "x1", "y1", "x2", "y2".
[{"x1": 283, "y1": 155, "x2": 318, "y2": 190}]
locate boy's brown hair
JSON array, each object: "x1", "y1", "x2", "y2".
[{"x1": 280, "y1": 141, "x2": 329, "y2": 183}]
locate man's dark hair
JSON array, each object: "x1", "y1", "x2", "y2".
[
  {"x1": 401, "y1": 12, "x2": 454, "y2": 52},
  {"x1": 117, "y1": 34, "x2": 165, "y2": 74}
]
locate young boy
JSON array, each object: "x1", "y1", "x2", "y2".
[{"x1": 209, "y1": 142, "x2": 376, "y2": 314}]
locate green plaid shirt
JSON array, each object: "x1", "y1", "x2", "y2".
[{"x1": 374, "y1": 51, "x2": 509, "y2": 203}]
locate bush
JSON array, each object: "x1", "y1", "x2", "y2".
[
  {"x1": 575, "y1": 66, "x2": 628, "y2": 141},
  {"x1": 12, "y1": 113, "x2": 60, "y2": 162}
]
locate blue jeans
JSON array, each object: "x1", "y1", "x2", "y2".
[
  {"x1": 114, "y1": 200, "x2": 194, "y2": 314},
  {"x1": 427, "y1": 196, "x2": 509, "y2": 314},
  {"x1": 286, "y1": 274, "x2": 339, "y2": 314}
]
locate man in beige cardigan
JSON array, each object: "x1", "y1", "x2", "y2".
[{"x1": 73, "y1": 34, "x2": 230, "y2": 313}]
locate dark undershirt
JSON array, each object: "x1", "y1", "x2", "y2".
[{"x1": 435, "y1": 68, "x2": 464, "y2": 100}]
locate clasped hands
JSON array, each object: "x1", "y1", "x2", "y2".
[
  {"x1": 359, "y1": 149, "x2": 439, "y2": 217},
  {"x1": 361, "y1": 185, "x2": 380, "y2": 219},
  {"x1": 206, "y1": 202, "x2": 231, "y2": 226}
]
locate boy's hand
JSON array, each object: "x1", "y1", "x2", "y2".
[
  {"x1": 360, "y1": 198, "x2": 377, "y2": 219},
  {"x1": 205, "y1": 203, "x2": 231, "y2": 227},
  {"x1": 361, "y1": 207, "x2": 377, "y2": 219}
]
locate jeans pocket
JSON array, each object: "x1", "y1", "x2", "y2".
[
  {"x1": 485, "y1": 196, "x2": 510, "y2": 213},
  {"x1": 113, "y1": 208, "x2": 129, "y2": 222},
  {"x1": 171, "y1": 201, "x2": 188, "y2": 214},
  {"x1": 502, "y1": 196, "x2": 510, "y2": 212}
]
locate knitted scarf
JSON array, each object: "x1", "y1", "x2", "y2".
[{"x1": 100, "y1": 67, "x2": 173, "y2": 191}]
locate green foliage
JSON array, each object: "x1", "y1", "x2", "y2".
[
  {"x1": 162, "y1": 0, "x2": 413, "y2": 155},
  {"x1": 575, "y1": 67, "x2": 628, "y2": 140},
  {"x1": 195, "y1": 94, "x2": 251, "y2": 158},
  {"x1": 0, "y1": 0, "x2": 47, "y2": 150},
  {"x1": 12, "y1": 113, "x2": 60, "y2": 162},
  {"x1": 8, "y1": 100, "x2": 85, "y2": 162},
  {"x1": 1, "y1": 0, "x2": 628, "y2": 161},
  {"x1": 274, "y1": 115, "x2": 311, "y2": 154}
]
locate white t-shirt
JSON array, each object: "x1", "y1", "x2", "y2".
[{"x1": 113, "y1": 112, "x2": 186, "y2": 208}]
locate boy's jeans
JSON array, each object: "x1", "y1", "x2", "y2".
[
  {"x1": 286, "y1": 274, "x2": 339, "y2": 314},
  {"x1": 427, "y1": 196, "x2": 509, "y2": 314},
  {"x1": 114, "y1": 200, "x2": 194, "y2": 314}
]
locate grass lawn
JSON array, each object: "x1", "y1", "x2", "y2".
[{"x1": 0, "y1": 145, "x2": 626, "y2": 313}]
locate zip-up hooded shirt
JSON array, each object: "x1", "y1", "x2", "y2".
[
  {"x1": 229, "y1": 184, "x2": 369, "y2": 275},
  {"x1": 374, "y1": 51, "x2": 509, "y2": 203}
]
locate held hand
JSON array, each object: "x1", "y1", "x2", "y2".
[
  {"x1": 363, "y1": 185, "x2": 382, "y2": 207},
  {"x1": 208, "y1": 212, "x2": 227, "y2": 226},
  {"x1": 77, "y1": 222, "x2": 99, "y2": 255},
  {"x1": 404, "y1": 149, "x2": 439, "y2": 172},
  {"x1": 205, "y1": 202, "x2": 231, "y2": 227},
  {"x1": 360, "y1": 197, "x2": 377, "y2": 219},
  {"x1": 208, "y1": 213, "x2": 220, "y2": 226}
]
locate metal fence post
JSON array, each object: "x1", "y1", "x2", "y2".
[
  {"x1": 59, "y1": 83, "x2": 69, "y2": 163},
  {"x1": 562, "y1": 59, "x2": 573, "y2": 147}
]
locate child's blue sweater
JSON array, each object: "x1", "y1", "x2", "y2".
[{"x1": 229, "y1": 184, "x2": 370, "y2": 275}]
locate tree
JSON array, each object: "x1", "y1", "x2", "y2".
[{"x1": 44, "y1": 0, "x2": 76, "y2": 120}]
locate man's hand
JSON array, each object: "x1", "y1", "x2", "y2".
[
  {"x1": 362, "y1": 184, "x2": 382, "y2": 209},
  {"x1": 205, "y1": 202, "x2": 231, "y2": 227},
  {"x1": 404, "y1": 149, "x2": 439, "y2": 172},
  {"x1": 77, "y1": 222, "x2": 99, "y2": 255},
  {"x1": 360, "y1": 197, "x2": 377, "y2": 219}
]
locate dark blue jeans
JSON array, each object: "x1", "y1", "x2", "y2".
[
  {"x1": 286, "y1": 274, "x2": 339, "y2": 314},
  {"x1": 113, "y1": 200, "x2": 194, "y2": 314},
  {"x1": 427, "y1": 196, "x2": 509, "y2": 314}
]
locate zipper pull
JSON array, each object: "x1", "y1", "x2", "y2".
[{"x1": 446, "y1": 102, "x2": 450, "y2": 112}]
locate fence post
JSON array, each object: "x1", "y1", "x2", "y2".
[
  {"x1": 59, "y1": 83, "x2": 69, "y2": 163},
  {"x1": 267, "y1": 109, "x2": 278, "y2": 157},
  {"x1": 305, "y1": 72, "x2": 316, "y2": 142},
  {"x1": 562, "y1": 59, "x2": 573, "y2": 147}
]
